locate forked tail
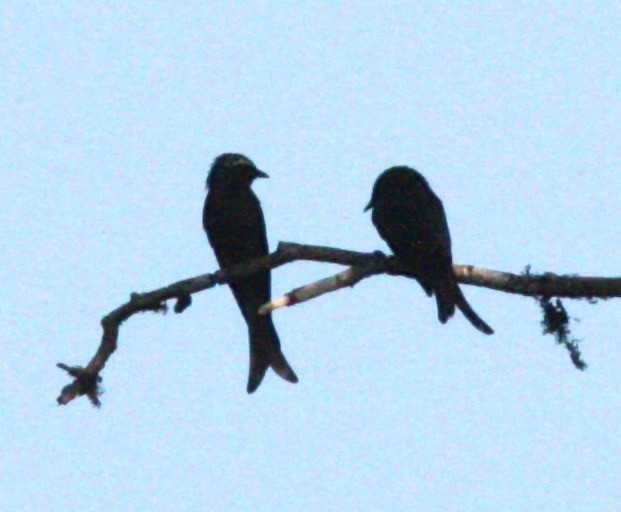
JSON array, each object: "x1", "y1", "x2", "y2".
[
  {"x1": 246, "y1": 319, "x2": 298, "y2": 393},
  {"x1": 454, "y1": 286, "x2": 494, "y2": 335},
  {"x1": 434, "y1": 278, "x2": 457, "y2": 324},
  {"x1": 247, "y1": 348, "x2": 298, "y2": 393}
]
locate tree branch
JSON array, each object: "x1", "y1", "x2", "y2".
[{"x1": 57, "y1": 241, "x2": 621, "y2": 406}]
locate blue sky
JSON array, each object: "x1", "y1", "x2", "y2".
[{"x1": 1, "y1": 2, "x2": 620, "y2": 510}]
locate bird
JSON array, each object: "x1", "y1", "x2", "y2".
[
  {"x1": 203, "y1": 153, "x2": 298, "y2": 393},
  {"x1": 365, "y1": 166, "x2": 493, "y2": 335}
]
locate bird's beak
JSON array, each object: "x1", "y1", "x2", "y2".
[
  {"x1": 363, "y1": 200, "x2": 373, "y2": 212},
  {"x1": 255, "y1": 169, "x2": 269, "y2": 179}
]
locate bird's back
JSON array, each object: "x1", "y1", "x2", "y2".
[
  {"x1": 370, "y1": 168, "x2": 453, "y2": 283},
  {"x1": 204, "y1": 186, "x2": 269, "y2": 265},
  {"x1": 204, "y1": 185, "x2": 271, "y2": 320}
]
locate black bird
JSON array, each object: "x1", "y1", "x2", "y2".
[
  {"x1": 203, "y1": 153, "x2": 298, "y2": 393},
  {"x1": 365, "y1": 166, "x2": 493, "y2": 335}
]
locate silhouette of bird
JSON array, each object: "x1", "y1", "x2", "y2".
[
  {"x1": 203, "y1": 153, "x2": 298, "y2": 393},
  {"x1": 365, "y1": 166, "x2": 493, "y2": 334}
]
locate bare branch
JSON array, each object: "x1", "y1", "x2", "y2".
[
  {"x1": 260, "y1": 243, "x2": 621, "y2": 314},
  {"x1": 57, "y1": 241, "x2": 621, "y2": 406},
  {"x1": 452, "y1": 264, "x2": 621, "y2": 299},
  {"x1": 259, "y1": 254, "x2": 386, "y2": 314}
]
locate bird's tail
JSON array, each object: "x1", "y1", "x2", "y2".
[
  {"x1": 454, "y1": 286, "x2": 494, "y2": 335},
  {"x1": 246, "y1": 320, "x2": 298, "y2": 394},
  {"x1": 434, "y1": 277, "x2": 457, "y2": 324}
]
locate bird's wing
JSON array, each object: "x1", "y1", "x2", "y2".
[
  {"x1": 374, "y1": 187, "x2": 452, "y2": 261},
  {"x1": 205, "y1": 192, "x2": 269, "y2": 267}
]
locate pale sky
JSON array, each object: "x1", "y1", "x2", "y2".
[{"x1": 2, "y1": 2, "x2": 620, "y2": 510}]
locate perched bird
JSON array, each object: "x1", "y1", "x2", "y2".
[
  {"x1": 203, "y1": 153, "x2": 298, "y2": 393},
  {"x1": 365, "y1": 166, "x2": 493, "y2": 335}
]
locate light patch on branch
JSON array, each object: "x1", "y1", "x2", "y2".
[{"x1": 259, "y1": 264, "x2": 380, "y2": 314}]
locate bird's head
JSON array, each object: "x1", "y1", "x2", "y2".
[
  {"x1": 207, "y1": 153, "x2": 269, "y2": 189},
  {"x1": 364, "y1": 166, "x2": 427, "y2": 211}
]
